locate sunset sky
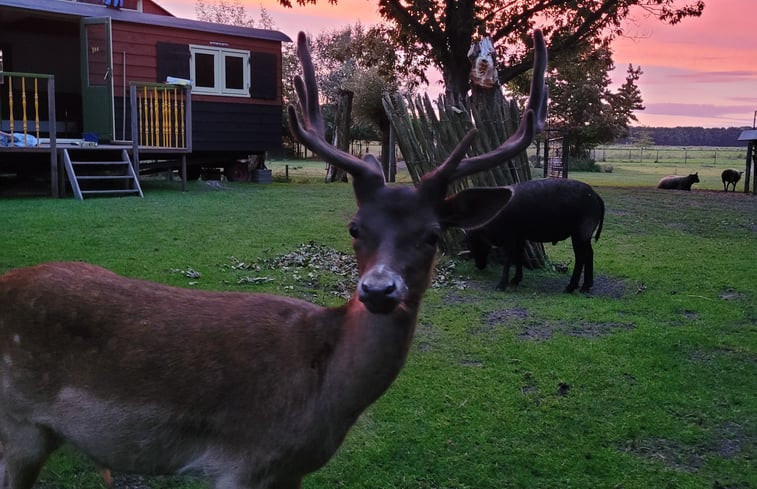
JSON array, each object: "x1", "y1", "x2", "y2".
[{"x1": 158, "y1": 0, "x2": 757, "y2": 129}]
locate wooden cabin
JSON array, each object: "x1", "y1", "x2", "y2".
[{"x1": 0, "y1": 0, "x2": 290, "y2": 196}]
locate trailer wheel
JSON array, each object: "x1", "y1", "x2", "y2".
[{"x1": 225, "y1": 162, "x2": 250, "y2": 182}]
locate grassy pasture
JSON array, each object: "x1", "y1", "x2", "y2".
[
  {"x1": 271, "y1": 144, "x2": 751, "y2": 190},
  {"x1": 0, "y1": 157, "x2": 755, "y2": 488},
  {"x1": 573, "y1": 145, "x2": 749, "y2": 190}
]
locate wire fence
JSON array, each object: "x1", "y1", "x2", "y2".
[{"x1": 591, "y1": 145, "x2": 747, "y2": 166}]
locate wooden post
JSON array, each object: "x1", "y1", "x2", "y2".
[{"x1": 745, "y1": 142, "x2": 754, "y2": 194}]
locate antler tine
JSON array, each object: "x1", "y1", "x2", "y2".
[
  {"x1": 446, "y1": 29, "x2": 548, "y2": 181},
  {"x1": 423, "y1": 128, "x2": 479, "y2": 182},
  {"x1": 287, "y1": 32, "x2": 384, "y2": 195}
]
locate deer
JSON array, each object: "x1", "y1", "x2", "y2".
[{"x1": 0, "y1": 30, "x2": 547, "y2": 489}]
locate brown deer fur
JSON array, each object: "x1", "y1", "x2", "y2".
[{"x1": 0, "y1": 30, "x2": 547, "y2": 489}]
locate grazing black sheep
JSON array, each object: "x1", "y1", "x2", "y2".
[
  {"x1": 461, "y1": 178, "x2": 605, "y2": 293},
  {"x1": 657, "y1": 172, "x2": 699, "y2": 190},
  {"x1": 721, "y1": 169, "x2": 743, "y2": 191}
]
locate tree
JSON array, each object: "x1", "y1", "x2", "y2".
[
  {"x1": 540, "y1": 39, "x2": 644, "y2": 160},
  {"x1": 306, "y1": 24, "x2": 425, "y2": 180},
  {"x1": 195, "y1": 0, "x2": 256, "y2": 27},
  {"x1": 372, "y1": 0, "x2": 703, "y2": 97},
  {"x1": 268, "y1": 0, "x2": 699, "y2": 98}
]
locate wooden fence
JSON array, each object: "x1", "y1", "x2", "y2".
[{"x1": 383, "y1": 90, "x2": 546, "y2": 267}]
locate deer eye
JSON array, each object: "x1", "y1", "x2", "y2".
[{"x1": 348, "y1": 222, "x2": 361, "y2": 239}]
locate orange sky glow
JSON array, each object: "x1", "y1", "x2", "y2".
[{"x1": 158, "y1": 0, "x2": 757, "y2": 128}]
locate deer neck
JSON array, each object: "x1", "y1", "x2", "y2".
[{"x1": 322, "y1": 295, "x2": 418, "y2": 419}]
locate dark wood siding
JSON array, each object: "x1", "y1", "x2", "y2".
[
  {"x1": 114, "y1": 98, "x2": 282, "y2": 153},
  {"x1": 191, "y1": 101, "x2": 282, "y2": 152}
]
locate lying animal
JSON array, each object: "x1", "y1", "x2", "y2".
[
  {"x1": 721, "y1": 169, "x2": 743, "y2": 192},
  {"x1": 657, "y1": 172, "x2": 699, "y2": 191},
  {"x1": 463, "y1": 178, "x2": 605, "y2": 293}
]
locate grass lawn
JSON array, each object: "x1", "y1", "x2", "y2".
[{"x1": 0, "y1": 157, "x2": 754, "y2": 488}]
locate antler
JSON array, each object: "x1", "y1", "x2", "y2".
[
  {"x1": 287, "y1": 32, "x2": 386, "y2": 199},
  {"x1": 432, "y1": 29, "x2": 549, "y2": 182}
]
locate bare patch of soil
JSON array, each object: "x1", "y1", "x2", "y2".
[
  {"x1": 468, "y1": 271, "x2": 641, "y2": 299},
  {"x1": 622, "y1": 421, "x2": 755, "y2": 478},
  {"x1": 480, "y1": 307, "x2": 635, "y2": 341}
]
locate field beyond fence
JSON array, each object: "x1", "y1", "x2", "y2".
[{"x1": 270, "y1": 144, "x2": 752, "y2": 191}]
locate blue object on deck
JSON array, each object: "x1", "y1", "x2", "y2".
[{"x1": 0, "y1": 132, "x2": 38, "y2": 147}]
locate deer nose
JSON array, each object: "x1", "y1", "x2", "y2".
[{"x1": 358, "y1": 265, "x2": 407, "y2": 314}]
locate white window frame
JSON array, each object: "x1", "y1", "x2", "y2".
[{"x1": 189, "y1": 45, "x2": 250, "y2": 97}]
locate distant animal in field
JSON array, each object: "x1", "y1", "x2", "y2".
[
  {"x1": 463, "y1": 178, "x2": 605, "y2": 293},
  {"x1": 657, "y1": 173, "x2": 699, "y2": 191},
  {"x1": 721, "y1": 169, "x2": 743, "y2": 191}
]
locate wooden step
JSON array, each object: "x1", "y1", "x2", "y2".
[
  {"x1": 71, "y1": 161, "x2": 130, "y2": 166},
  {"x1": 76, "y1": 175, "x2": 135, "y2": 180},
  {"x1": 62, "y1": 149, "x2": 144, "y2": 200},
  {"x1": 81, "y1": 189, "x2": 142, "y2": 195}
]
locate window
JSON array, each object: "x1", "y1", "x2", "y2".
[{"x1": 189, "y1": 45, "x2": 250, "y2": 97}]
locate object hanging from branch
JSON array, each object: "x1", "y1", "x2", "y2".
[{"x1": 468, "y1": 37, "x2": 498, "y2": 90}]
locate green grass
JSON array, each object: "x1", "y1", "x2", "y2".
[
  {"x1": 0, "y1": 165, "x2": 755, "y2": 488},
  {"x1": 561, "y1": 145, "x2": 749, "y2": 190}
]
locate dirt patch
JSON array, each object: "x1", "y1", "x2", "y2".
[
  {"x1": 622, "y1": 421, "x2": 755, "y2": 476},
  {"x1": 623, "y1": 437, "x2": 706, "y2": 472},
  {"x1": 470, "y1": 271, "x2": 641, "y2": 299},
  {"x1": 720, "y1": 287, "x2": 748, "y2": 301},
  {"x1": 484, "y1": 307, "x2": 530, "y2": 323},
  {"x1": 519, "y1": 320, "x2": 635, "y2": 341},
  {"x1": 480, "y1": 308, "x2": 635, "y2": 341}
]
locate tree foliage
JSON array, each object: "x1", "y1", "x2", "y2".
[
  {"x1": 541, "y1": 39, "x2": 644, "y2": 158},
  {"x1": 378, "y1": 0, "x2": 703, "y2": 96},
  {"x1": 307, "y1": 24, "x2": 425, "y2": 178},
  {"x1": 277, "y1": 0, "x2": 703, "y2": 97},
  {"x1": 195, "y1": 0, "x2": 275, "y2": 28}
]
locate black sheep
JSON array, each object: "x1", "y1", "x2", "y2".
[
  {"x1": 459, "y1": 178, "x2": 605, "y2": 293},
  {"x1": 657, "y1": 172, "x2": 699, "y2": 190},
  {"x1": 721, "y1": 169, "x2": 743, "y2": 192}
]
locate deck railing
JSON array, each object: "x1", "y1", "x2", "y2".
[
  {"x1": 129, "y1": 82, "x2": 192, "y2": 151},
  {"x1": 0, "y1": 71, "x2": 56, "y2": 148},
  {"x1": 129, "y1": 81, "x2": 192, "y2": 189}
]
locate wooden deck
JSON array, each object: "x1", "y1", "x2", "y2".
[{"x1": 0, "y1": 142, "x2": 189, "y2": 197}]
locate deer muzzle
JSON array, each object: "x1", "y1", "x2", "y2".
[{"x1": 358, "y1": 264, "x2": 408, "y2": 314}]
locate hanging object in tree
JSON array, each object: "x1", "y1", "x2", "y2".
[{"x1": 467, "y1": 37, "x2": 498, "y2": 89}]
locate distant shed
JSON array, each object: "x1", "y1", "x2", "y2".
[{"x1": 737, "y1": 129, "x2": 757, "y2": 194}]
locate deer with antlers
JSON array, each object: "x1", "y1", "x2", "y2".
[{"x1": 0, "y1": 30, "x2": 546, "y2": 489}]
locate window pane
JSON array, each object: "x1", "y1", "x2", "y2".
[
  {"x1": 224, "y1": 56, "x2": 244, "y2": 90},
  {"x1": 195, "y1": 53, "x2": 215, "y2": 88},
  {"x1": 85, "y1": 23, "x2": 108, "y2": 87}
]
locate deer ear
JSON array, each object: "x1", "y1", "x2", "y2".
[{"x1": 438, "y1": 187, "x2": 513, "y2": 230}]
